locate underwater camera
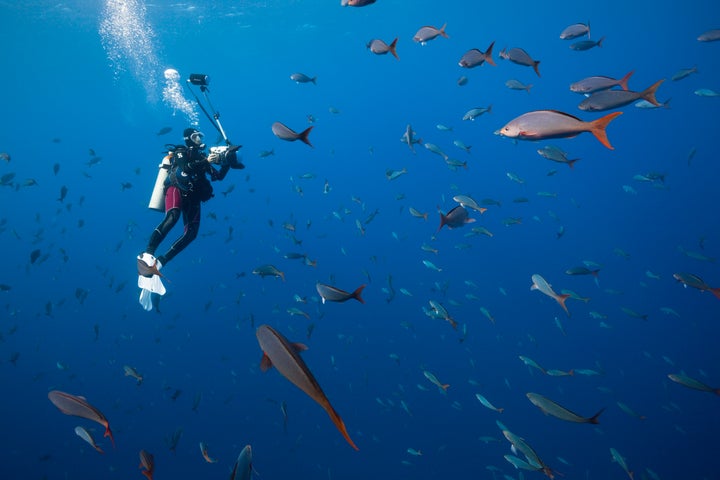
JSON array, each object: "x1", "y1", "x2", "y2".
[
  {"x1": 208, "y1": 145, "x2": 244, "y2": 169},
  {"x1": 188, "y1": 73, "x2": 210, "y2": 87}
]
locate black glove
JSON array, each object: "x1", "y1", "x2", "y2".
[{"x1": 226, "y1": 145, "x2": 245, "y2": 169}]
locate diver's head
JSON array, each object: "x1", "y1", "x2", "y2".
[{"x1": 183, "y1": 128, "x2": 205, "y2": 148}]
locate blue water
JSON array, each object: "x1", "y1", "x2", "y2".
[{"x1": 2, "y1": 1, "x2": 719, "y2": 479}]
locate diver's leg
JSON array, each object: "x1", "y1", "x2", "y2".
[
  {"x1": 145, "y1": 186, "x2": 182, "y2": 255},
  {"x1": 159, "y1": 199, "x2": 201, "y2": 265}
]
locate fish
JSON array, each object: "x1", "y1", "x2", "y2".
[
  {"x1": 256, "y1": 325, "x2": 359, "y2": 450},
  {"x1": 671, "y1": 66, "x2": 698, "y2": 81},
  {"x1": 497, "y1": 110, "x2": 623, "y2": 150},
  {"x1": 560, "y1": 22, "x2": 590, "y2": 40},
  {"x1": 409, "y1": 207, "x2": 428, "y2": 220},
  {"x1": 452, "y1": 195, "x2": 487, "y2": 213},
  {"x1": 530, "y1": 274, "x2": 571, "y2": 317},
  {"x1": 230, "y1": 445, "x2": 253, "y2": 480},
  {"x1": 694, "y1": 88, "x2": 720, "y2": 97},
  {"x1": 123, "y1": 365, "x2": 144, "y2": 385},
  {"x1": 290, "y1": 72, "x2": 316, "y2": 84},
  {"x1": 0, "y1": 152, "x2": 10, "y2": 162},
  {"x1": 570, "y1": 36, "x2": 605, "y2": 50},
  {"x1": 258, "y1": 149, "x2": 274, "y2": 158},
  {"x1": 137, "y1": 256, "x2": 164, "y2": 279},
  {"x1": 537, "y1": 145, "x2": 579, "y2": 168},
  {"x1": 438, "y1": 205, "x2": 475, "y2": 231},
  {"x1": 341, "y1": 0, "x2": 376, "y2": 6},
  {"x1": 155, "y1": 126, "x2": 172, "y2": 136},
  {"x1": 673, "y1": 272, "x2": 720, "y2": 299},
  {"x1": 458, "y1": 41, "x2": 496, "y2": 68},
  {"x1": 427, "y1": 300, "x2": 457, "y2": 329},
  {"x1": 475, "y1": 393, "x2": 504, "y2": 413},
  {"x1": 58, "y1": 185, "x2": 68, "y2": 202},
  {"x1": 316, "y1": 283, "x2": 366, "y2": 304},
  {"x1": 499, "y1": 47, "x2": 541, "y2": 77},
  {"x1": 422, "y1": 259, "x2": 442, "y2": 272},
  {"x1": 462, "y1": 105, "x2": 492, "y2": 121},
  {"x1": 570, "y1": 71, "x2": 634, "y2": 94},
  {"x1": 199, "y1": 442, "x2": 218, "y2": 463},
  {"x1": 74, "y1": 426, "x2": 104, "y2": 454},
  {"x1": 367, "y1": 38, "x2": 399, "y2": 59},
  {"x1": 413, "y1": 23, "x2": 448, "y2": 44},
  {"x1": 697, "y1": 29, "x2": 720, "y2": 42},
  {"x1": 565, "y1": 266, "x2": 600, "y2": 277},
  {"x1": 386, "y1": 167, "x2": 408, "y2": 180},
  {"x1": 423, "y1": 370, "x2": 449, "y2": 391},
  {"x1": 252, "y1": 264, "x2": 285, "y2": 281},
  {"x1": 424, "y1": 142, "x2": 448, "y2": 160},
  {"x1": 139, "y1": 450, "x2": 154, "y2": 480},
  {"x1": 526, "y1": 392, "x2": 604, "y2": 424},
  {"x1": 578, "y1": 80, "x2": 664, "y2": 111},
  {"x1": 271, "y1": 122, "x2": 313, "y2": 147},
  {"x1": 505, "y1": 79, "x2": 533, "y2": 93},
  {"x1": 667, "y1": 373, "x2": 720, "y2": 395},
  {"x1": 48, "y1": 391, "x2": 114, "y2": 447},
  {"x1": 610, "y1": 448, "x2": 634, "y2": 480}
]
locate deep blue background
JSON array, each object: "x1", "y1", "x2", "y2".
[{"x1": 1, "y1": 1, "x2": 719, "y2": 479}]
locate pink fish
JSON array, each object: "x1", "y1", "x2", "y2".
[
  {"x1": 48, "y1": 390, "x2": 115, "y2": 448},
  {"x1": 271, "y1": 122, "x2": 313, "y2": 147},
  {"x1": 497, "y1": 110, "x2": 622, "y2": 150}
]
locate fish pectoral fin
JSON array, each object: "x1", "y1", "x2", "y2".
[
  {"x1": 292, "y1": 342, "x2": 309, "y2": 353},
  {"x1": 259, "y1": 353, "x2": 273, "y2": 372}
]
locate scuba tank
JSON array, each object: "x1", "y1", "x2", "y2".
[{"x1": 148, "y1": 152, "x2": 173, "y2": 211}]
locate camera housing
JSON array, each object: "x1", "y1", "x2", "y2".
[{"x1": 188, "y1": 73, "x2": 210, "y2": 86}]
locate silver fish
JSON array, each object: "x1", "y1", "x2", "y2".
[{"x1": 458, "y1": 42, "x2": 496, "y2": 68}]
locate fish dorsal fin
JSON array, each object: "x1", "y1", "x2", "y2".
[
  {"x1": 259, "y1": 353, "x2": 273, "y2": 372},
  {"x1": 292, "y1": 342, "x2": 309, "y2": 353},
  {"x1": 546, "y1": 110, "x2": 582, "y2": 122}
]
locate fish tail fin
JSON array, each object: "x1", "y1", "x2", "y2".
[
  {"x1": 589, "y1": 111, "x2": 623, "y2": 149},
  {"x1": 709, "y1": 287, "x2": 720, "y2": 300},
  {"x1": 497, "y1": 407, "x2": 504, "y2": 413},
  {"x1": 525, "y1": 84, "x2": 533, "y2": 93},
  {"x1": 589, "y1": 407, "x2": 606, "y2": 424},
  {"x1": 619, "y1": 70, "x2": 634, "y2": 91},
  {"x1": 641, "y1": 79, "x2": 665, "y2": 106},
  {"x1": 326, "y1": 405, "x2": 359, "y2": 450},
  {"x1": 487, "y1": 104, "x2": 492, "y2": 113},
  {"x1": 259, "y1": 353, "x2": 273, "y2": 372},
  {"x1": 105, "y1": 425, "x2": 116, "y2": 449},
  {"x1": 389, "y1": 38, "x2": 399, "y2": 60},
  {"x1": 352, "y1": 284, "x2": 366, "y2": 304},
  {"x1": 597, "y1": 35, "x2": 605, "y2": 47},
  {"x1": 311, "y1": 77, "x2": 317, "y2": 85},
  {"x1": 568, "y1": 369, "x2": 575, "y2": 376},
  {"x1": 280, "y1": 272, "x2": 286, "y2": 282},
  {"x1": 439, "y1": 23, "x2": 449, "y2": 38},
  {"x1": 438, "y1": 211, "x2": 447, "y2": 232},
  {"x1": 299, "y1": 126, "x2": 314, "y2": 148},
  {"x1": 557, "y1": 293, "x2": 571, "y2": 317},
  {"x1": 568, "y1": 158, "x2": 580, "y2": 168},
  {"x1": 533, "y1": 60, "x2": 541, "y2": 78},
  {"x1": 422, "y1": 212, "x2": 428, "y2": 221},
  {"x1": 479, "y1": 207, "x2": 488, "y2": 214},
  {"x1": 485, "y1": 41, "x2": 496, "y2": 66}
]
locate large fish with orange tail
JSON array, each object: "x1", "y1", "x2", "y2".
[
  {"x1": 530, "y1": 274, "x2": 571, "y2": 317},
  {"x1": 673, "y1": 272, "x2": 720, "y2": 300},
  {"x1": 48, "y1": 390, "x2": 115, "y2": 447},
  {"x1": 256, "y1": 325, "x2": 359, "y2": 450},
  {"x1": 139, "y1": 450, "x2": 154, "y2": 480},
  {"x1": 497, "y1": 110, "x2": 622, "y2": 149}
]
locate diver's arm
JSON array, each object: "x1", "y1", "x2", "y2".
[{"x1": 210, "y1": 163, "x2": 230, "y2": 181}]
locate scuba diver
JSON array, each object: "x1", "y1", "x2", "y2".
[
  {"x1": 138, "y1": 72, "x2": 244, "y2": 311},
  {"x1": 137, "y1": 127, "x2": 243, "y2": 309}
]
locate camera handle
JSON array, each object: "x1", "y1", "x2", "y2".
[{"x1": 186, "y1": 79, "x2": 232, "y2": 146}]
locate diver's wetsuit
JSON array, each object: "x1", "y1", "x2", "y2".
[{"x1": 145, "y1": 145, "x2": 229, "y2": 265}]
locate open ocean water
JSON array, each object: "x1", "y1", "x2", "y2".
[{"x1": 1, "y1": 1, "x2": 719, "y2": 479}]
